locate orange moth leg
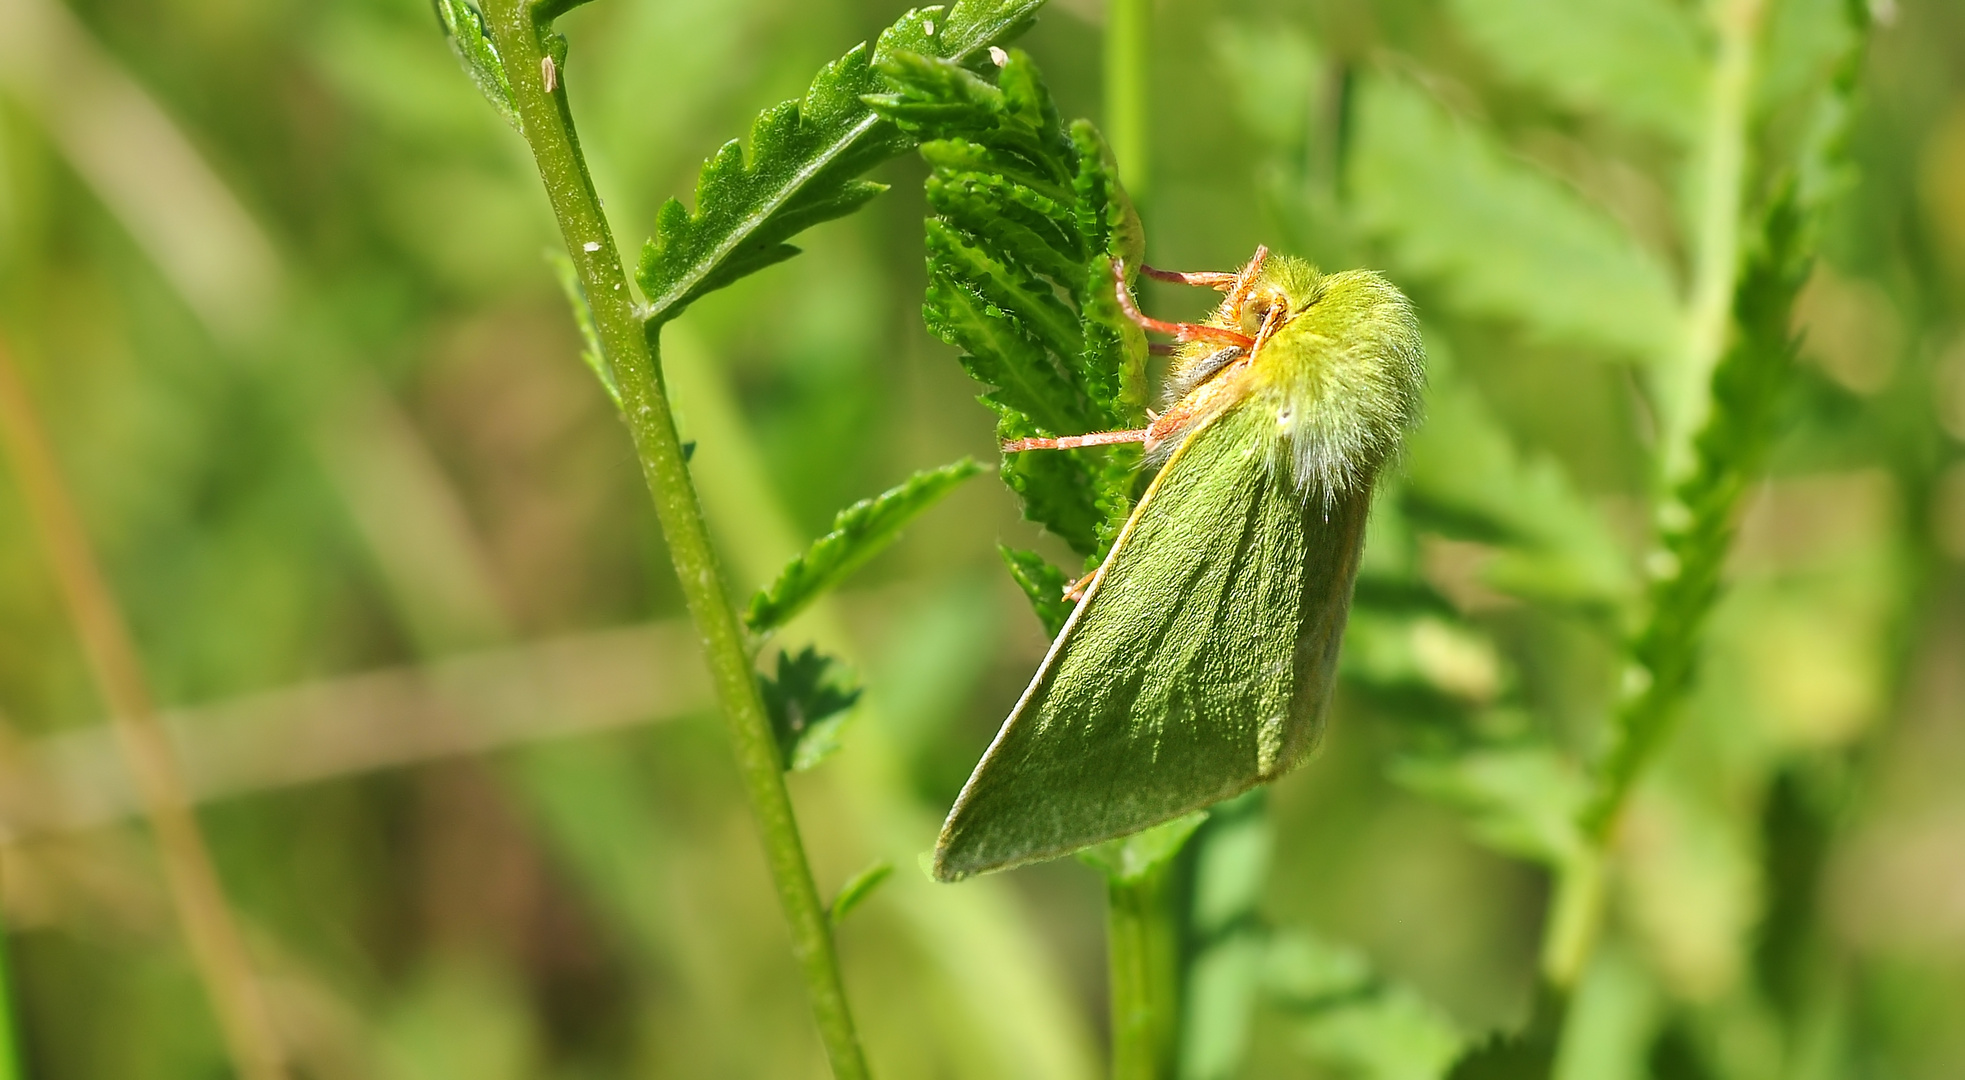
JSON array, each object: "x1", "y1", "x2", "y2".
[
  {"x1": 1001, "y1": 428, "x2": 1151, "y2": 453},
  {"x1": 1112, "y1": 262, "x2": 1255, "y2": 351}
]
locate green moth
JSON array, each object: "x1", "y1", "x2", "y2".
[{"x1": 934, "y1": 247, "x2": 1425, "y2": 880}]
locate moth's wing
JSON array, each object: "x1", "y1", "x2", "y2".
[{"x1": 935, "y1": 403, "x2": 1372, "y2": 880}]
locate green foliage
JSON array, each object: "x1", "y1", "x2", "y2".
[
  {"x1": 1390, "y1": 748, "x2": 1589, "y2": 867},
  {"x1": 1266, "y1": 930, "x2": 1464, "y2": 1080},
  {"x1": 635, "y1": 0, "x2": 1044, "y2": 328},
  {"x1": 759, "y1": 645, "x2": 863, "y2": 771},
  {"x1": 1447, "y1": 0, "x2": 1704, "y2": 144},
  {"x1": 433, "y1": 0, "x2": 519, "y2": 131},
  {"x1": 1348, "y1": 75, "x2": 1680, "y2": 364},
  {"x1": 1586, "y1": 190, "x2": 1812, "y2": 832},
  {"x1": 1401, "y1": 365, "x2": 1633, "y2": 610},
  {"x1": 1441, "y1": 991, "x2": 1563, "y2": 1080},
  {"x1": 828, "y1": 860, "x2": 895, "y2": 925},
  {"x1": 868, "y1": 46, "x2": 1145, "y2": 577},
  {"x1": 997, "y1": 544, "x2": 1074, "y2": 638},
  {"x1": 550, "y1": 252, "x2": 618, "y2": 409},
  {"x1": 745, "y1": 458, "x2": 985, "y2": 633}
]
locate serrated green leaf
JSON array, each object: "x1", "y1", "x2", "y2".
[
  {"x1": 433, "y1": 0, "x2": 520, "y2": 131},
  {"x1": 1443, "y1": 989, "x2": 1564, "y2": 1080},
  {"x1": 1391, "y1": 746, "x2": 1590, "y2": 866},
  {"x1": 759, "y1": 646, "x2": 862, "y2": 771},
  {"x1": 998, "y1": 545, "x2": 1074, "y2": 638},
  {"x1": 993, "y1": 407, "x2": 1102, "y2": 556},
  {"x1": 827, "y1": 860, "x2": 894, "y2": 925},
  {"x1": 873, "y1": 48, "x2": 1145, "y2": 562},
  {"x1": 1349, "y1": 75, "x2": 1682, "y2": 364},
  {"x1": 635, "y1": 1, "x2": 1044, "y2": 328},
  {"x1": 550, "y1": 252, "x2": 619, "y2": 410},
  {"x1": 1448, "y1": 0, "x2": 1705, "y2": 144},
  {"x1": 746, "y1": 458, "x2": 986, "y2": 632}
]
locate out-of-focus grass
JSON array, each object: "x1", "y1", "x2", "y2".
[{"x1": 0, "y1": 0, "x2": 1960, "y2": 1077}]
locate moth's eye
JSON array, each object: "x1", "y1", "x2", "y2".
[{"x1": 1241, "y1": 299, "x2": 1272, "y2": 334}]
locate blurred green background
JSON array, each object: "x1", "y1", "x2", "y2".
[{"x1": 0, "y1": 0, "x2": 1962, "y2": 1076}]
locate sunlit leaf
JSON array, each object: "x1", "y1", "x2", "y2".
[
  {"x1": 636, "y1": 0, "x2": 1043, "y2": 328},
  {"x1": 746, "y1": 458, "x2": 985, "y2": 633},
  {"x1": 870, "y1": 47, "x2": 1145, "y2": 560},
  {"x1": 433, "y1": 0, "x2": 519, "y2": 131}
]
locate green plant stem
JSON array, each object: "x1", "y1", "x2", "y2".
[
  {"x1": 1103, "y1": 0, "x2": 1149, "y2": 201},
  {"x1": 1106, "y1": 868, "x2": 1180, "y2": 1080},
  {"x1": 0, "y1": 912, "x2": 20, "y2": 1080},
  {"x1": 1539, "y1": 851, "x2": 1605, "y2": 989},
  {"x1": 478, "y1": 6, "x2": 870, "y2": 1078},
  {"x1": 1662, "y1": 0, "x2": 1765, "y2": 481},
  {"x1": 1538, "y1": 0, "x2": 1772, "y2": 991},
  {"x1": 0, "y1": 342, "x2": 287, "y2": 1080}
]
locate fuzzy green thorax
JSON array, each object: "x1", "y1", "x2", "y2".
[{"x1": 1164, "y1": 256, "x2": 1425, "y2": 501}]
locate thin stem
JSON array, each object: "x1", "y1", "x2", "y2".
[
  {"x1": 1538, "y1": 852, "x2": 1605, "y2": 990},
  {"x1": 0, "y1": 909, "x2": 20, "y2": 1080},
  {"x1": 1106, "y1": 868, "x2": 1180, "y2": 1080},
  {"x1": 477, "y1": 6, "x2": 870, "y2": 1078},
  {"x1": 1103, "y1": 0, "x2": 1149, "y2": 201},
  {"x1": 0, "y1": 342, "x2": 287, "y2": 1080},
  {"x1": 1540, "y1": 0, "x2": 1772, "y2": 995},
  {"x1": 1661, "y1": 0, "x2": 1765, "y2": 482}
]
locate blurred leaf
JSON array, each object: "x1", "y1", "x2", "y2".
[
  {"x1": 433, "y1": 0, "x2": 519, "y2": 131},
  {"x1": 636, "y1": 0, "x2": 1044, "y2": 327},
  {"x1": 745, "y1": 458, "x2": 985, "y2": 633},
  {"x1": 1265, "y1": 929, "x2": 1375, "y2": 1004},
  {"x1": 998, "y1": 544, "x2": 1075, "y2": 638},
  {"x1": 1391, "y1": 746, "x2": 1589, "y2": 866},
  {"x1": 1179, "y1": 792, "x2": 1274, "y2": 1080},
  {"x1": 1299, "y1": 987, "x2": 1463, "y2": 1080},
  {"x1": 1447, "y1": 0, "x2": 1705, "y2": 144},
  {"x1": 1349, "y1": 75, "x2": 1681, "y2": 363},
  {"x1": 1342, "y1": 609, "x2": 1506, "y2": 705},
  {"x1": 869, "y1": 48, "x2": 1146, "y2": 559},
  {"x1": 1752, "y1": 766, "x2": 1835, "y2": 1017},
  {"x1": 759, "y1": 646, "x2": 862, "y2": 771},
  {"x1": 828, "y1": 860, "x2": 894, "y2": 925},
  {"x1": 1404, "y1": 367, "x2": 1633, "y2": 608},
  {"x1": 1646, "y1": 1017, "x2": 1718, "y2": 1080},
  {"x1": 1265, "y1": 930, "x2": 1464, "y2": 1080},
  {"x1": 1443, "y1": 988, "x2": 1563, "y2": 1080},
  {"x1": 551, "y1": 251, "x2": 619, "y2": 409},
  {"x1": 1077, "y1": 810, "x2": 1207, "y2": 884}
]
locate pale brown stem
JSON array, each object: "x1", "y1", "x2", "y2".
[{"x1": 0, "y1": 341, "x2": 286, "y2": 1080}]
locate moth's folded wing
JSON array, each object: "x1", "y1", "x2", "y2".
[{"x1": 935, "y1": 407, "x2": 1361, "y2": 879}]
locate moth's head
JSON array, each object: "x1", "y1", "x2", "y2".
[
  {"x1": 1229, "y1": 254, "x2": 1326, "y2": 336},
  {"x1": 1243, "y1": 260, "x2": 1427, "y2": 496}
]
